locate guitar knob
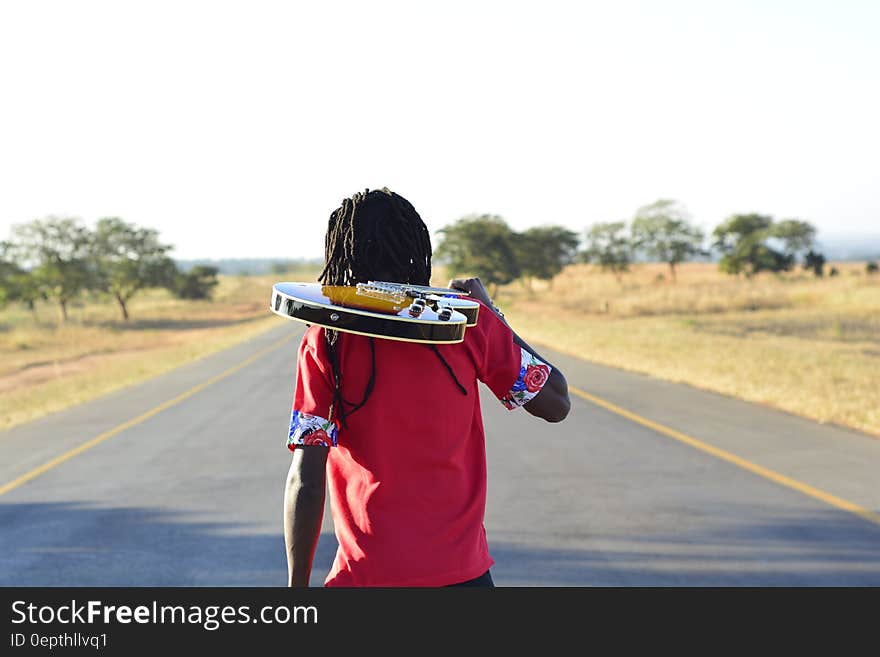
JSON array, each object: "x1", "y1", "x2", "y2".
[
  {"x1": 437, "y1": 307, "x2": 453, "y2": 321},
  {"x1": 408, "y1": 300, "x2": 425, "y2": 317}
]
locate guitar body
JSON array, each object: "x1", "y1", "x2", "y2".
[{"x1": 270, "y1": 282, "x2": 477, "y2": 344}]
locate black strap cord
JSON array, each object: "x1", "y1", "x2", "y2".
[
  {"x1": 331, "y1": 337, "x2": 466, "y2": 432},
  {"x1": 329, "y1": 335, "x2": 377, "y2": 429},
  {"x1": 426, "y1": 344, "x2": 468, "y2": 396}
]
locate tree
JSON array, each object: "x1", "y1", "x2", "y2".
[
  {"x1": 581, "y1": 221, "x2": 632, "y2": 282},
  {"x1": 0, "y1": 261, "x2": 41, "y2": 313},
  {"x1": 171, "y1": 265, "x2": 220, "y2": 300},
  {"x1": 712, "y1": 214, "x2": 796, "y2": 276},
  {"x1": 630, "y1": 199, "x2": 705, "y2": 282},
  {"x1": 712, "y1": 214, "x2": 819, "y2": 277},
  {"x1": 1, "y1": 245, "x2": 23, "y2": 308},
  {"x1": 803, "y1": 250, "x2": 826, "y2": 277},
  {"x1": 712, "y1": 213, "x2": 773, "y2": 274},
  {"x1": 91, "y1": 217, "x2": 177, "y2": 320},
  {"x1": 0, "y1": 258, "x2": 16, "y2": 308},
  {"x1": 867, "y1": 261, "x2": 879, "y2": 275},
  {"x1": 0, "y1": 242, "x2": 45, "y2": 317},
  {"x1": 10, "y1": 217, "x2": 93, "y2": 321},
  {"x1": 514, "y1": 225, "x2": 580, "y2": 290},
  {"x1": 0, "y1": 242, "x2": 19, "y2": 308},
  {"x1": 434, "y1": 215, "x2": 521, "y2": 297},
  {"x1": 770, "y1": 219, "x2": 816, "y2": 258}
]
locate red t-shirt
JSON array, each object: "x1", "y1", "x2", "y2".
[{"x1": 287, "y1": 300, "x2": 551, "y2": 586}]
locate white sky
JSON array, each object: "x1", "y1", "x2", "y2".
[{"x1": 1, "y1": 0, "x2": 878, "y2": 259}]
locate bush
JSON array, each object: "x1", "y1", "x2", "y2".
[
  {"x1": 802, "y1": 250, "x2": 826, "y2": 277},
  {"x1": 867, "y1": 261, "x2": 879, "y2": 275},
  {"x1": 171, "y1": 265, "x2": 219, "y2": 300}
]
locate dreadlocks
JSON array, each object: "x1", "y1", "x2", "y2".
[
  {"x1": 319, "y1": 187, "x2": 433, "y2": 288},
  {"x1": 317, "y1": 188, "x2": 445, "y2": 430}
]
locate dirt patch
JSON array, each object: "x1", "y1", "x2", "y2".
[
  {"x1": 692, "y1": 316, "x2": 880, "y2": 344},
  {"x1": 0, "y1": 349, "x2": 152, "y2": 395},
  {"x1": 0, "y1": 312, "x2": 271, "y2": 396}
]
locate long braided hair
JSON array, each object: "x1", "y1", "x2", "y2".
[
  {"x1": 319, "y1": 188, "x2": 432, "y2": 288},
  {"x1": 318, "y1": 188, "x2": 463, "y2": 430}
]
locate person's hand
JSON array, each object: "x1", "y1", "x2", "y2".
[{"x1": 448, "y1": 277, "x2": 493, "y2": 307}]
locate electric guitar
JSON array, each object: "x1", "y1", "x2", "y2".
[{"x1": 269, "y1": 281, "x2": 480, "y2": 344}]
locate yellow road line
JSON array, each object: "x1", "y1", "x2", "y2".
[
  {"x1": 0, "y1": 333, "x2": 295, "y2": 498},
  {"x1": 569, "y1": 385, "x2": 880, "y2": 529}
]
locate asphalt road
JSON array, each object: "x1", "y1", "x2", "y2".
[{"x1": 1, "y1": 322, "x2": 879, "y2": 586}]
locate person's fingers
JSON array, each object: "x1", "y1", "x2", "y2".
[{"x1": 448, "y1": 278, "x2": 469, "y2": 291}]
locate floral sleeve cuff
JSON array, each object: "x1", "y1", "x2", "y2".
[
  {"x1": 287, "y1": 410, "x2": 339, "y2": 449},
  {"x1": 500, "y1": 348, "x2": 552, "y2": 410}
]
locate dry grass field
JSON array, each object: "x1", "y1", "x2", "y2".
[
  {"x1": 0, "y1": 268, "x2": 320, "y2": 431},
  {"x1": 493, "y1": 262, "x2": 880, "y2": 437}
]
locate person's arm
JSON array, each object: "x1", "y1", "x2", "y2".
[
  {"x1": 449, "y1": 277, "x2": 571, "y2": 423},
  {"x1": 283, "y1": 445, "x2": 329, "y2": 587}
]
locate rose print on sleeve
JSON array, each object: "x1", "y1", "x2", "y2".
[
  {"x1": 287, "y1": 410, "x2": 339, "y2": 450},
  {"x1": 523, "y1": 363, "x2": 550, "y2": 392},
  {"x1": 510, "y1": 365, "x2": 528, "y2": 393},
  {"x1": 500, "y1": 349, "x2": 552, "y2": 409}
]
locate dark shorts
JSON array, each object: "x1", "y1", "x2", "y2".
[{"x1": 448, "y1": 570, "x2": 494, "y2": 587}]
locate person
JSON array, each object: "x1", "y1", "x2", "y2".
[{"x1": 283, "y1": 188, "x2": 571, "y2": 587}]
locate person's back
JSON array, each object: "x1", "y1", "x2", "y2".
[{"x1": 283, "y1": 188, "x2": 570, "y2": 587}]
